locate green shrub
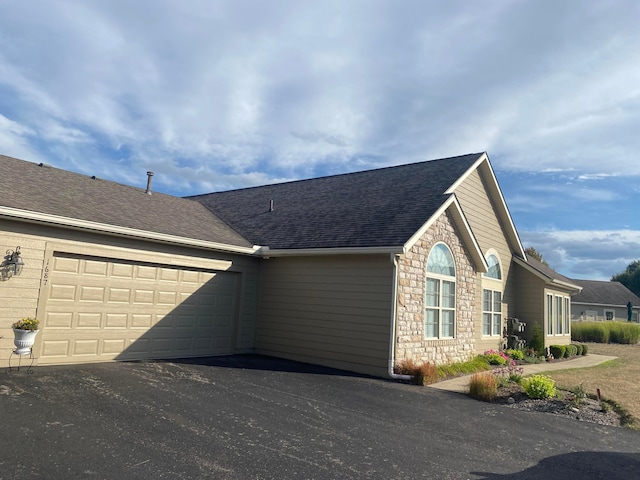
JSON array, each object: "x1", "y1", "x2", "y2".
[
  {"x1": 549, "y1": 345, "x2": 566, "y2": 359},
  {"x1": 573, "y1": 343, "x2": 584, "y2": 356},
  {"x1": 581, "y1": 343, "x2": 588, "y2": 355},
  {"x1": 528, "y1": 325, "x2": 544, "y2": 355},
  {"x1": 567, "y1": 383, "x2": 587, "y2": 407},
  {"x1": 482, "y1": 351, "x2": 508, "y2": 366},
  {"x1": 468, "y1": 373, "x2": 498, "y2": 402},
  {"x1": 565, "y1": 344, "x2": 578, "y2": 357},
  {"x1": 522, "y1": 375, "x2": 556, "y2": 399},
  {"x1": 506, "y1": 349, "x2": 524, "y2": 361}
]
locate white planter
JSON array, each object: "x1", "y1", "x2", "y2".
[{"x1": 13, "y1": 329, "x2": 38, "y2": 355}]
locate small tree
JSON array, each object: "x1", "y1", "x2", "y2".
[
  {"x1": 612, "y1": 260, "x2": 640, "y2": 297},
  {"x1": 524, "y1": 247, "x2": 549, "y2": 267}
]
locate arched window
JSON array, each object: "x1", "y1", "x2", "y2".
[
  {"x1": 482, "y1": 252, "x2": 502, "y2": 336},
  {"x1": 425, "y1": 243, "x2": 456, "y2": 339},
  {"x1": 485, "y1": 254, "x2": 501, "y2": 280}
]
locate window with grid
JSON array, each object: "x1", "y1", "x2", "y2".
[
  {"x1": 425, "y1": 243, "x2": 456, "y2": 339},
  {"x1": 482, "y1": 289, "x2": 502, "y2": 336}
]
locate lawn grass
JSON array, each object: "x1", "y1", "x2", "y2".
[{"x1": 543, "y1": 343, "x2": 640, "y2": 425}]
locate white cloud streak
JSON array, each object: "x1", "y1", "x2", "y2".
[
  {"x1": 1, "y1": 0, "x2": 640, "y2": 282},
  {"x1": 520, "y1": 230, "x2": 640, "y2": 280}
]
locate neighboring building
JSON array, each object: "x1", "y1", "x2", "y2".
[
  {"x1": 0, "y1": 152, "x2": 580, "y2": 377},
  {"x1": 570, "y1": 279, "x2": 640, "y2": 323}
]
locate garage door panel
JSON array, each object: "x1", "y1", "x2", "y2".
[
  {"x1": 73, "y1": 340, "x2": 99, "y2": 356},
  {"x1": 54, "y1": 256, "x2": 81, "y2": 273},
  {"x1": 39, "y1": 254, "x2": 238, "y2": 364}
]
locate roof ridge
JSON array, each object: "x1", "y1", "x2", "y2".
[{"x1": 188, "y1": 152, "x2": 485, "y2": 197}]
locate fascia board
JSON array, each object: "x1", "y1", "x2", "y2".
[
  {"x1": 0, "y1": 206, "x2": 260, "y2": 255},
  {"x1": 258, "y1": 246, "x2": 403, "y2": 257},
  {"x1": 513, "y1": 256, "x2": 582, "y2": 293},
  {"x1": 404, "y1": 195, "x2": 488, "y2": 272},
  {"x1": 447, "y1": 152, "x2": 526, "y2": 259},
  {"x1": 551, "y1": 279, "x2": 584, "y2": 292}
]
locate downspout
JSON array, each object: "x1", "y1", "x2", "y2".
[{"x1": 388, "y1": 253, "x2": 412, "y2": 380}]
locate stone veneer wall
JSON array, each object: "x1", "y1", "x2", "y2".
[{"x1": 395, "y1": 211, "x2": 477, "y2": 365}]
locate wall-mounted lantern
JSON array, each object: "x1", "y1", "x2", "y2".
[{"x1": 2, "y1": 247, "x2": 24, "y2": 279}]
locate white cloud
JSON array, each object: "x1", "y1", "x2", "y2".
[
  {"x1": 1, "y1": 0, "x2": 640, "y2": 195},
  {"x1": 520, "y1": 229, "x2": 640, "y2": 280}
]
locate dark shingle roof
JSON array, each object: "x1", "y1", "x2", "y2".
[
  {"x1": 571, "y1": 279, "x2": 640, "y2": 306},
  {"x1": 0, "y1": 154, "x2": 252, "y2": 249},
  {"x1": 525, "y1": 257, "x2": 577, "y2": 286},
  {"x1": 191, "y1": 153, "x2": 484, "y2": 250}
]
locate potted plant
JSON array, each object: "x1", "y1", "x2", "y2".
[{"x1": 12, "y1": 317, "x2": 40, "y2": 354}]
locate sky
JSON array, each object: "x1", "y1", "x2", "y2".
[{"x1": 1, "y1": 0, "x2": 639, "y2": 281}]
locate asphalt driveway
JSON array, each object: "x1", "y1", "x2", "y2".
[{"x1": 1, "y1": 355, "x2": 638, "y2": 479}]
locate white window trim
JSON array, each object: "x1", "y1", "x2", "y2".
[
  {"x1": 482, "y1": 288, "x2": 502, "y2": 337},
  {"x1": 604, "y1": 309, "x2": 615, "y2": 321},
  {"x1": 546, "y1": 293, "x2": 554, "y2": 335},
  {"x1": 482, "y1": 249, "x2": 503, "y2": 281},
  {"x1": 424, "y1": 243, "x2": 456, "y2": 340},
  {"x1": 547, "y1": 293, "x2": 571, "y2": 336}
]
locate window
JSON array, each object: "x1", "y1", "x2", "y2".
[
  {"x1": 555, "y1": 296, "x2": 564, "y2": 335},
  {"x1": 425, "y1": 243, "x2": 456, "y2": 338},
  {"x1": 482, "y1": 289, "x2": 502, "y2": 336},
  {"x1": 546, "y1": 294, "x2": 553, "y2": 335},
  {"x1": 485, "y1": 254, "x2": 502, "y2": 280},
  {"x1": 604, "y1": 310, "x2": 615, "y2": 321},
  {"x1": 547, "y1": 294, "x2": 571, "y2": 335}
]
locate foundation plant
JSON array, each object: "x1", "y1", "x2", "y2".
[{"x1": 394, "y1": 348, "x2": 525, "y2": 387}]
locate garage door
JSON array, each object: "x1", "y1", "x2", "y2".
[{"x1": 38, "y1": 253, "x2": 238, "y2": 364}]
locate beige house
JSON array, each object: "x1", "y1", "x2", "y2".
[{"x1": 0, "y1": 152, "x2": 580, "y2": 377}]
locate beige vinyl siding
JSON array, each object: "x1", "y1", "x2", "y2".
[
  {"x1": 513, "y1": 264, "x2": 545, "y2": 346},
  {"x1": 0, "y1": 219, "x2": 259, "y2": 363},
  {"x1": 453, "y1": 168, "x2": 517, "y2": 349},
  {"x1": 256, "y1": 255, "x2": 393, "y2": 377}
]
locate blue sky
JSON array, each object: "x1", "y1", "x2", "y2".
[{"x1": 1, "y1": 1, "x2": 639, "y2": 280}]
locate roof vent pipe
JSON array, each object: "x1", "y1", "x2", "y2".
[
  {"x1": 145, "y1": 171, "x2": 154, "y2": 195},
  {"x1": 269, "y1": 199, "x2": 274, "y2": 212}
]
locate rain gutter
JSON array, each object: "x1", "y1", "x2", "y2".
[
  {"x1": 388, "y1": 253, "x2": 412, "y2": 381},
  {"x1": 0, "y1": 206, "x2": 260, "y2": 256}
]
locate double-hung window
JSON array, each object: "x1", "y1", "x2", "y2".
[
  {"x1": 482, "y1": 290, "x2": 502, "y2": 336},
  {"x1": 425, "y1": 243, "x2": 456, "y2": 339},
  {"x1": 482, "y1": 253, "x2": 502, "y2": 336}
]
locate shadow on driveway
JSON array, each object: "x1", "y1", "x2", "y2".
[{"x1": 1, "y1": 355, "x2": 638, "y2": 479}]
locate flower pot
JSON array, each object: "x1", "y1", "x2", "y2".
[{"x1": 13, "y1": 329, "x2": 38, "y2": 355}]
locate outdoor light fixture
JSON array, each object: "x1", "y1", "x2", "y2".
[{"x1": 5, "y1": 246, "x2": 24, "y2": 277}]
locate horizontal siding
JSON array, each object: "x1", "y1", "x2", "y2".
[
  {"x1": 0, "y1": 219, "x2": 260, "y2": 362},
  {"x1": 256, "y1": 255, "x2": 393, "y2": 377},
  {"x1": 455, "y1": 168, "x2": 518, "y2": 348}
]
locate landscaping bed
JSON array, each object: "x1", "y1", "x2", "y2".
[{"x1": 493, "y1": 383, "x2": 623, "y2": 427}]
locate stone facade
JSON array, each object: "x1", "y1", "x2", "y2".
[{"x1": 395, "y1": 212, "x2": 477, "y2": 365}]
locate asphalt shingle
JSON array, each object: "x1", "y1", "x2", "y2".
[
  {"x1": 191, "y1": 153, "x2": 484, "y2": 249},
  {"x1": 571, "y1": 279, "x2": 640, "y2": 306},
  {"x1": 0, "y1": 154, "x2": 252, "y2": 249}
]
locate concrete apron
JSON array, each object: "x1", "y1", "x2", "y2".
[{"x1": 428, "y1": 354, "x2": 617, "y2": 394}]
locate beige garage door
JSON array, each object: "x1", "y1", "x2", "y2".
[{"x1": 37, "y1": 253, "x2": 238, "y2": 364}]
